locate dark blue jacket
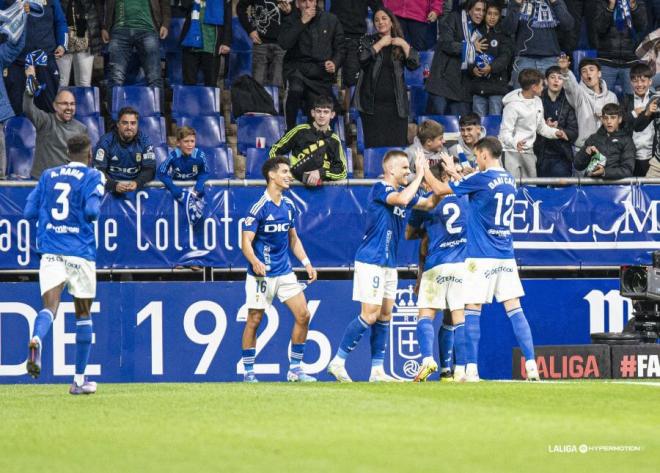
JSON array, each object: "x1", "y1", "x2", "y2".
[
  {"x1": 93, "y1": 130, "x2": 156, "y2": 191},
  {"x1": 0, "y1": 23, "x2": 26, "y2": 122},
  {"x1": 157, "y1": 147, "x2": 209, "y2": 199},
  {"x1": 15, "y1": 0, "x2": 68, "y2": 60}
]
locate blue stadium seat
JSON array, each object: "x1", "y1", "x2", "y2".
[
  {"x1": 417, "y1": 115, "x2": 459, "y2": 132},
  {"x1": 245, "y1": 147, "x2": 270, "y2": 178},
  {"x1": 4, "y1": 117, "x2": 36, "y2": 149},
  {"x1": 366, "y1": 16, "x2": 375, "y2": 34},
  {"x1": 171, "y1": 85, "x2": 221, "y2": 118},
  {"x1": 231, "y1": 16, "x2": 252, "y2": 51},
  {"x1": 202, "y1": 146, "x2": 233, "y2": 179},
  {"x1": 77, "y1": 115, "x2": 105, "y2": 147},
  {"x1": 344, "y1": 147, "x2": 353, "y2": 179},
  {"x1": 363, "y1": 147, "x2": 405, "y2": 178},
  {"x1": 111, "y1": 86, "x2": 161, "y2": 119},
  {"x1": 138, "y1": 116, "x2": 167, "y2": 146},
  {"x1": 6, "y1": 146, "x2": 34, "y2": 179},
  {"x1": 154, "y1": 145, "x2": 170, "y2": 166},
  {"x1": 404, "y1": 50, "x2": 434, "y2": 87},
  {"x1": 356, "y1": 115, "x2": 365, "y2": 153},
  {"x1": 572, "y1": 49, "x2": 597, "y2": 77},
  {"x1": 264, "y1": 86, "x2": 280, "y2": 115},
  {"x1": 161, "y1": 17, "x2": 184, "y2": 54},
  {"x1": 236, "y1": 115, "x2": 286, "y2": 153},
  {"x1": 481, "y1": 115, "x2": 502, "y2": 137},
  {"x1": 176, "y1": 115, "x2": 226, "y2": 147},
  {"x1": 65, "y1": 86, "x2": 100, "y2": 117},
  {"x1": 409, "y1": 85, "x2": 428, "y2": 121},
  {"x1": 227, "y1": 51, "x2": 253, "y2": 84}
]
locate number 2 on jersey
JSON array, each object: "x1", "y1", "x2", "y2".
[
  {"x1": 51, "y1": 182, "x2": 71, "y2": 220},
  {"x1": 494, "y1": 192, "x2": 514, "y2": 227}
]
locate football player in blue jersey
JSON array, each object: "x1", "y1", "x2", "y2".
[
  {"x1": 423, "y1": 137, "x2": 540, "y2": 382},
  {"x1": 94, "y1": 107, "x2": 156, "y2": 195},
  {"x1": 410, "y1": 162, "x2": 470, "y2": 382},
  {"x1": 240, "y1": 156, "x2": 318, "y2": 382},
  {"x1": 327, "y1": 150, "x2": 440, "y2": 382},
  {"x1": 23, "y1": 134, "x2": 106, "y2": 394}
]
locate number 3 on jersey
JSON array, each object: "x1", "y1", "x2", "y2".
[
  {"x1": 52, "y1": 182, "x2": 71, "y2": 220},
  {"x1": 494, "y1": 192, "x2": 514, "y2": 226}
]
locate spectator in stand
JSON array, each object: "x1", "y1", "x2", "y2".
[
  {"x1": 0, "y1": 8, "x2": 26, "y2": 180},
  {"x1": 330, "y1": 0, "x2": 381, "y2": 90},
  {"x1": 575, "y1": 102, "x2": 636, "y2": 178},
  {"x1": 180, "y1": 0, "x2": 232, "y2": 86},
  {"x1": 355, "y1": 7, "x2": 419, "y2": 148},
  {"x1": 93, "y1": 107, "x2": 156, "y2": 195},
  {"x1": 157, "y1": 125, "x2": 210, "y2": 202},
  {"x1": 57, "y1": 0, "x2": 103, "y2": 87},
  {"x1": 559, "y1": 0, "x2": 585, "y2": 54},
  {"x1": 448, "y1": 113, "x2": 485, "y2": 168},
  {"x1": 384, "y1": 0, "x2": 442, "y2": 52},
  {"x1": 279, "y1": 0, "x2": 345, "y2": 130},
  {"x1": 502, "y1": 0, "x2": 574, "y2": 88},
  {"x1": 237, "y1": 0, "x2": 291, "y2": 87},
  {"x1": 405, "y1": 119, "x2": 448, "y2": 173},
  {"x1": 469, "y1": 1, "x2": 512, "y2": 117},
  {"x1": 101, "y1": 0, "x2": 171, "y2": 88},
  {"x1": 534, "y1": 66, "x2": 579, "y2": 177},
  {"x1": 499, "y1": 68, "x2": 567, "y2": 178},
  {"x1": 24, "y1": 68, "x2": 87, "y2": 179},
  {"x1": 559, "y1": 55, "x2": 619, "y2": 147},
  {"x1": 5, "y1": 0, "x2": 67, "y2": 115},
  {"x1": 425, "y1": 0, "x2": 485, "y2": 116},
  {"x1": 589, "y1": 0, "x2": 647, "y2": 96},
  {"x1": 621, "y1": 63, "x2": 655, "y2": 175},
  {"x1": 634, "y1": 93, "x2": 660, "y2": 176},
  {"x1": 268, "y1": 95, "x2": 347, "y2": 185}
]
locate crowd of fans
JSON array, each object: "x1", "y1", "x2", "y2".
[{"x1": 2, "y1": 0, "x2": 660, "y2": 186}]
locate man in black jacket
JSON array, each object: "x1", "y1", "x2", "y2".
[
  {"x1": 633, "y1": 89, "x2": 660, "y2": 177},
  {"x1": 279, "y1": 0, "x2": 345, "y2": 130},
  {"x1": 620, "y1": 63, "x2": 655, "y2": 175},
  {"x1": 534, "y1": 66, "x2": 579, "y2": 177},
  {"x1": 575, "y1": 102, "x2": 636, "y2": 179}
]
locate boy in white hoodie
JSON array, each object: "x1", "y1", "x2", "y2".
[
  {"x1": 499, "y1": 68, "x2": 568, "y2": 178},
  {"x1": 559, "y1": 56, "x2": 618, "y2": 148}
]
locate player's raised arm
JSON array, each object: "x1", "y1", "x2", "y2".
[
  {"x1": 24, "y1": 177, "x2": 44, "y2": 221},
  {"x1": 241, "y1": 230, "x2": 266, "y2": 276},
  {"x1": 289, "y1": 227, "x2": 317, "y2": 283},
  {"x1": 424, "y1": 153, "x2": 457, "y2": 196},
  {"x1": 385, "y1": 152, "x2": 425, "y2": 206}
]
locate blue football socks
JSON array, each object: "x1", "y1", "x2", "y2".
[
  {"x1": 507, "y1": 307, "x2": 535, "y2": 361},
  {"x1": 416, "y1": 317, "x2": 435, "y2": 359},
  {"x1": 74, "y1": 318, "x2": 93, "y2": 378},
  {"x1": 290, "y1": 343, "x2": 305, "y2": 370},
  {"x1": 439, "y1": 324, "x2": 455, "y2": 369},
  {"x1": 336, "y1": 316, "x2": 369, "y2": 360},
  {"x1": 32, "y1": 309, "x2": 54, "y2": 345},
  {"x1": 370, "y1": 320, "x2": 389, "y2": 368},
  {"x1": 242, "y1": 348, "x2": 256, "y2": 373},
  {"x1": 464, "y1": 309, "x2": 482, "y2": 365}
]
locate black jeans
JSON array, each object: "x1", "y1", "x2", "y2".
[{"x1": 182, "y1": 50, "x2": 221, "y2": 87}]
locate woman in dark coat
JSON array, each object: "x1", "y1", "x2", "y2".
[
  {"x1": 354, "y1": 7, "x2": 419, "y2": 148},
  {"x1": 425, "y1": 0, "x2": 486, "y2": 116}
]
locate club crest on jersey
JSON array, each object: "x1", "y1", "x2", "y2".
[
  {"x1": 388, "y1": 285, "x2": 422, "y2": 380},
  {"x1": 467, "y1": 260, "x2": 478, "y2": 273},
  {"x1": 192, "y1": 165, "x2": 198, "y2": 174},
  {"x1": 136, "y1": 153, "x2": 142, "y2": 162},
  {"x1": 95, "y1": 149, "x2": 105, "y2": 161}
]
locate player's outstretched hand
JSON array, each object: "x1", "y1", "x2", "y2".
[
  {"x1": 305, "y1": 264, "x2": 317, "y2": 284},
  {"x1": 413, "y1": 149, "x2": 426, "y2": 179},
  {"x1": 252, "y1": 260, "x2": 267, "y2": 276}
]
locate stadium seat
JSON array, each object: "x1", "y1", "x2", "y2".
[
  {"x1": 404, "y1": 50, "x2": 433, "y2": 87},
  {"x1": 202, "y1": 146, "x2": 234, "y2": 179},
  {"x1": 154, "y1": 145, "x2": 170, "y2": 166},
  {"x1": 4, "y1": 116, "x2": 36, "y2": 149},
  {"x1": 363, "y1": 147, "x2": 404, "y2": 178},
  {"x1": 176, "y1": 115, "x2": 226, "y2": 147},
  {"x1": 231, "y1": 16, "x2": 252, "y2": 52},
  {"x1": 236, "y1": 115, "x2": 286, "y2": 153},
  {"x1": 6, "y1": 146, "x2": 34, "y2": 179},
  {"x1": 161, "y1": 17, "x2": 184, "y2": 55},
  {"x1": 409, "y1": 85, "x2": 429, "y2": 121},
  {"x1": 572, "y1": 49, "x2": 597, "y2": 77},
  {"x1": 139, "y1": 116, "x2": 167, "y2": 146},
  {"x1": 111, "y1": 86, "x2": 161, "y2": 119},
  {"x1": 77, "y1": 115, "x2": 105, "y2": 147},
  {"x1": 264, "y1": 86, "x2": 280, "y2": 115},
  {"x1": 481, "y1": 115, "x2": 502, "y2": 137},
  {"x1": 227, "y1": 51, "x2": 253, "y2": 84},
  {"x1": 345, "y1": 147, "x2": 353, "y2": 179},
  {"x1": 355, "y1": 115, "x2": 365, "y2": 153},
  {"x1": 417, "y1": 115, "x2": 459, "y2": 132},
  {"x1": 171, "y1": 85, "x2": 221, "y2": 118},
  {"x1": 65, "y1": 86, "x2": 100, "y2": 117},
  {"x1": 245, "y1": 147, "x2": 270, "y2": 178}
]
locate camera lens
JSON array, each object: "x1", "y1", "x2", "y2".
[{"x1": 622, "y1": 266, "x2": 648, "y2": 294}]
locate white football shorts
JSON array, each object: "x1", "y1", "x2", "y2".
[
  {"x1": 352, "y1": 261, "x2": 398, "y2": 305},
  {"x1": 463, "y1": 258, "x2": 524, "y2": 304},
  {"x1": 245, "y1": 272, "x2": 304, "y2": 310},
  {"x1": 417, "y1": 262, "x2": 465, "y2": 311},
  {"x1": 39, "y1": 254, "x2": 96, "y2": 299}
]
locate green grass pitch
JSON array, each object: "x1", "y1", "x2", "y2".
[{"x1": 1, "y1": 382, "x2": 658, "y2": 473}]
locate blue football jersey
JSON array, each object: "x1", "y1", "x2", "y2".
[
  {"x1": 25, "y1": 163, "x2": 105, "y2": 261},
  {"x1": 424, "y1": 195, "x2": 469, "y2": 268},
  {"x1": 355, "y1": 181, "x2": 420, "y2": 268},
  {"x1": 93, "y1": 130, "x2": 156, "y2": 180},
  {"x1": 243, "y1": 191, "x2": 297, "y2": 277},
  {"x1": 408, "y1": 190, "x2": 433, "y2": 231},
  {"x1": 449, "y1": 167, "x2": 516, "y2": 259}
]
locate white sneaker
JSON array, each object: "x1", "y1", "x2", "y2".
[
  {"x1": 525, "y1": 359, "x2": 540, "y2": 382},
  {"x1": 414, "y1": 357, "x2": 438, "y2": 382},
  {"x1": 327, "y1": 359, "x2": 352, "y2": 382},
  {"x1": 465, "y1": 363, "x2": 480, "y2": 383},
  {"x1": 369, "y1": 366, "x2": 400, "y2": 382},
  {"x1": 453, "y1": 365, "x2": 466, "y2": 383}
]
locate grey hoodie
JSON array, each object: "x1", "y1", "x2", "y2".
[
  {"x1": 405, "y1": 136, "x2": 450, "y2": 174},
  {"x1": 448, "y1": 127, "x2": 486, "y2": 167},
  {"x1": 561, "y1": 70, "x2": 618, "y2": 148}
]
